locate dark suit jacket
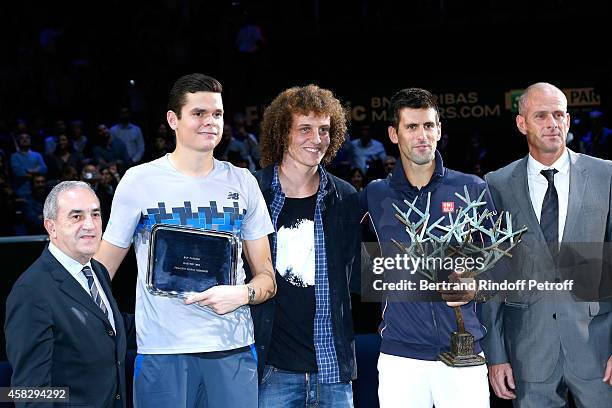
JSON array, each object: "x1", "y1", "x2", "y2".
[
  {"x1": 480, "y1": 151, "x2": 612, "y2": 384},
  {"x1": 5, "y1": 248, "x2": 134, "y2": 408}
]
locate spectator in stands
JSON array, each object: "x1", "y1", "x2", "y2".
[
  {"x1": 10, "y1": 133, "x2": 48, "y2": 198},
  {"x1": 329, "y1": 131, "x2": 364, "y2": 181},
  {"x1": 147, "y1": 122, "x2": 172, "y2": 161},
  {"x1": 61, "y1": 165, "x2": 79, "y2": 181},
  {"x1": 80, "y1": 164, "x2": 114, "y2": 230},
  {"x1": 110, "y1": 107, "x2": 145, "y2": 164},
  {"x1": 383, "y1": 155, "x2": 396, "y2": 176},
  {"x1": 0, "y1": 150, "x2": 18, "y2": 235},
  {"x1": 216, "y1": 123, "x2": 255, "y2": 170},
  {"x1": 91, "y1": 123, "x2": 130, "y2": 172},
  {"x1": 69, "y1": 119, "x2": 88, "y2": 156},
  {"x1": 349, "y1": 166, "x2": 366, "y2": 191},
  {"x1": 580, "y1": 109, "x2": 612, "y2": 160},
  {"x1": 46, "y1": 133, "x2": 84, "y2": 181},
  {"x1": 23, "y1": 174, "x2": 48, "y2": 234},
  {"x1": 351, "y1": 123, "x2": 387, "y2": 172},
  {"x1": 234, "y1": 112, "x2": 261, "y2": 167},
  {"x1": 44, "y1": 119, "x2": 67, "y2": 156}
]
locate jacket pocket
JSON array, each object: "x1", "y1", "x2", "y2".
[{"x1": 504, "y1": 300, "x2": 529, "y2": 309}]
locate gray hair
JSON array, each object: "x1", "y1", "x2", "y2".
[
  {"x1": 43, "y1": 181, "x2": 97, "y2": 220},
  {"x1": 517, "y1": 82, "x2": 567, "y2": 116}
]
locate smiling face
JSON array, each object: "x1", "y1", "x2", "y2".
[
  {"x1": 167, "y1": 91, "x2": 224, "y2": 154},
  {"x1": 516, "y1": 85, "x2": 569, "y2": 164},
  {"x1": 389, "y1": 107, "x2": 441, "y2": 166},
  {"x1": 282, "y1": 112, "x2": 331, "y2": 170},
  {"x1": 44, "y1": 188, "x2": 102, "y2": 265}
]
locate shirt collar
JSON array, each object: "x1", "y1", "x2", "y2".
[
  {"x1": 527, "y1": 148, "x2": 570, "y2": 177},
  {"x1": 390, "y1": 150, "x2": 445, "y2": 189},
  {"x1": 48, "y1": 242, "x2": 92, "y2": 280},
  {"x1": 272, "y1": 163, "x2": 329, "y2": 194}
]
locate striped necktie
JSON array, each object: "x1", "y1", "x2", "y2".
[{"x1": 81, "y1": 266, "x2": 109, "y2": 318}]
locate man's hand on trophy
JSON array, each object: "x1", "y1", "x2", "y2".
[
  {"x1": 488, "y1": 363, "x2": 517, "y2": 399},
  {"x1": 185, "y1": 285, "x2": 249, "y2": 315},
  {"x1": 439, "y1": 271, "x2": 476, "y2": 307}
]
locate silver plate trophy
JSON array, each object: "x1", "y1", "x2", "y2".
[{"x1": 146, "y1": 224, "x2": 239, "y2": 298}]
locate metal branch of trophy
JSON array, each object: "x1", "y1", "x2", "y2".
[{"x1": 392, "y1": 187, "x2": 527, "y2": 367}]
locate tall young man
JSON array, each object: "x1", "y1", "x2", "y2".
[
  {"x1": 252, "y1": 85, "x2": 361, "y2": 407},
  {"x1": 95, "y1": 73, "x2": 276, "y2": 408}
]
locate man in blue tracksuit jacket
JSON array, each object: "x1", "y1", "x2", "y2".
[{"x1": 361, "y1": 88, "x2": 493, "y2": 407}]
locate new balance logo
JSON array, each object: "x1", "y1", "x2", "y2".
[{"x1": 227, "y1": 192, "x2": 240, "y2": 200}]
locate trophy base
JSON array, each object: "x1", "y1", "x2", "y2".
[{"x1": 439, "y1": 331, "x2": 486, "y2": 367}]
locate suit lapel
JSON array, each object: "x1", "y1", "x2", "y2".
[
  {"x1": 43, "y1": 249, "x2": 111, "y2": 324},
  {"x1": 510, "y1": 156, "x2": 544, "y2": 239},
  {"x1": 562, "y1": 150, "x2": 587, "y2": 242}
]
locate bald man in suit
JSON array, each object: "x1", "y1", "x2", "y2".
[{"x1": 480, "y1": 82, "x2": 612, "y2": 407}]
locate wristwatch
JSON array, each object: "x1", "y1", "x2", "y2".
[{"x1": 247, "y1": 284, "x2": 256, "y2": 304}]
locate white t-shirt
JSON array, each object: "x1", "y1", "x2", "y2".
[{"x1": 103, "y1": 155, "x2": 273, "y2": 353}]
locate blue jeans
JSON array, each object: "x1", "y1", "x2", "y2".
[{"x1": 258, "y1": 365, "x2": 353, "y2": 408}]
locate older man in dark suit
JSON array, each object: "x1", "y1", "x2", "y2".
[
  {"x1": 481, "y1": 82, "x2": 612, "y2": 407},
  {"x1": 5, "y1": 181, "x2": 134, "y2": 407}
]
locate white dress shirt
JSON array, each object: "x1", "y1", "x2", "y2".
[
  {"x1": 48, "y1": 242, "x2": 116, "y2": 331},
  {"x1": 527, "y1": 149, "x2": 570, "y2": 242}
]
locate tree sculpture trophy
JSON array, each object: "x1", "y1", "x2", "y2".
[{"x1": 392, "y1": 187, "x2": 526, "y2": 367}]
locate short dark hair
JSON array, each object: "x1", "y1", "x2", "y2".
[
  {"x1": 259, "y1": 84, "x2": 348, "y2": 167},
  {"x1": 167, "y1": 73, "x2": 223, "y2": 119},
  {"x1": 388, "y1": 88, "x2": 439, "y2": 129}
]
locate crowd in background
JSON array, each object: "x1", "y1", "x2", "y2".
[{"x1": 0, "y1": 105, "x2": 609, "y2": 237}]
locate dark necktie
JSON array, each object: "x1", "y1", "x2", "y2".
[
  {"x1": 540, "y1": 169, "x2": 559, "y2": 258},
  {"x1": 81, "y1": 266, "x2": 109, "y2": 318}
]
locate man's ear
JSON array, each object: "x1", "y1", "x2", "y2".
[
  {"x1": 516, "y1": 115, "x2": 528, "y2": 135},
  {"x1": 167, "y1": 111, "x2": 178, "y2": 130},
  {"x1": 44, "y1": 219, "x2": 56, "y2": 239},
  {"x1": 388, "y1": 126, "x2": 398, "y2": 144}
]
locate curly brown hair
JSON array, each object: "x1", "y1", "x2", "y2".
[{"x1": 259, "y1": 84, "x2": 348, "y2": 167}]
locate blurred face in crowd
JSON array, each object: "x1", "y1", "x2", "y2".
[
  {"x1": 516, "y1": 85, "x2": 569, "y2": 164},
  {"x1": 81, "y1": 164, "x2": 99, "y2": 183},
  {"x1": 350, "y1": 168, "x2": 364, "y2": 190},
  {"x1": 100, "y1": 167, "x2": 112, "y2": 186},
  {"x1": 32, "y1": 175, "x2": 47, "y2": 197},
  {"x1": 97, "y1": 124, "x2": 111, "y2": 143},
  {"x1": 44, "y1": 188, "x2": 102, "y2": 265},
  {"x1": 57, "y1": 134, "x2": 69, "y2": 151},
  {"x1": 384, "y1": 156, "x2": 396, "y2": 175},
  {"x1": 17, "y1": 133, "x2": 31, "y2": 150},
  {"x1": 282, "y1": 112, "x2": 330, "y2": 171},
  {"x1": 389, "y1": 107, "x2": 441, "y2": 166},
  {"x1": 167, "y1": 92, "x2": 224, "y2": 154}
]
